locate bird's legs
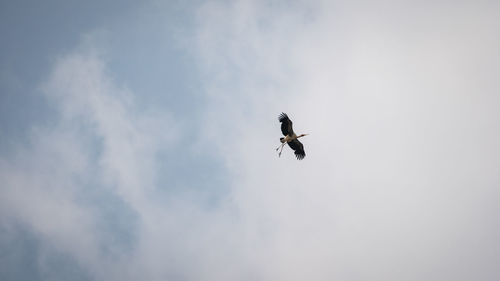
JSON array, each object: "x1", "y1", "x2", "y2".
[
  {"x1": 276, "y1": 143, "x2": 284, "y2": 151},
  {"x1": 276, "y1": 143, "x2": 286, "y2": 157}
]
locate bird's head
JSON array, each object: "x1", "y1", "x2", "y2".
[{"x1": 299, "y1": 134, "x2": 309, "y2": 138}]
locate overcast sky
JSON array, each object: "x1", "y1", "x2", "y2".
[{"x1": 1, "y1": 1, "x2": 500, "y2": 280}]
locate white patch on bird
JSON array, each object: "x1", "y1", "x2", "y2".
[{"x1": 284, "y1": 134, "x2": 296, "y2": 142}]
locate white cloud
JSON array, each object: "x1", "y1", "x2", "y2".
[{"x1": 0, "y1": 45, "x2": 186, "y2": 280}]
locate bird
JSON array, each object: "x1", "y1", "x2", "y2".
[{"x1": 276, "y1": 112, "x2": 308, "y2": 160}]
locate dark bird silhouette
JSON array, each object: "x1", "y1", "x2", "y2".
[{"x1": 276, "y1": 113, "x2": 308, "y2": 160}]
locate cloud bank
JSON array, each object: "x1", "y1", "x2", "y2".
[{"x1": 194, "y1": 0, "x2": 500, "y2": 280}]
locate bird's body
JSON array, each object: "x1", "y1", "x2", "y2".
[
  {"x1": 280, "y1": 134, "x2": 296, "y2": 143},
  {"x1": 276, "y1": 113, "x2": 308, "y2": 160}
]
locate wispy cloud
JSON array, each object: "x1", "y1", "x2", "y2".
[{"x1": 0, "y1": 44, "x2": 191, "y2": 280}]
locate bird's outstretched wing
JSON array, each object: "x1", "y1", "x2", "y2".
[
  {"x1": 288, "y1": 139, "x2": 306, "y2": 160},
  {"x1": 278, "y1": 112, "x2": 294, "y2": 136}
]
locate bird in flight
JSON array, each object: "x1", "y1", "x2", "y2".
[{"x1": 276, "y1": 112, "x2": 308, "y2": 160}]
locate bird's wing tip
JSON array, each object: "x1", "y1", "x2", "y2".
[{"x1": 278, "y1": 112, "x2": 289, "y2": 122}]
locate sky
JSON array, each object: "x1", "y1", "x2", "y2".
[{"x1": 1, "y1": 0, "x2": 500, "y2": 280}]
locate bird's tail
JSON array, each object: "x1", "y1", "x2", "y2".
[{"x1": 280, "y1": 137, "x2": 285, "y2": 143}]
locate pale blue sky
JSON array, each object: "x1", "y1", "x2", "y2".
[
  {"x1": 1, "y1": 0, "x2": 198, "y2": 140},
  {"x1": 2, "y1": 1, "x2": 500, "y2": 281}
]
